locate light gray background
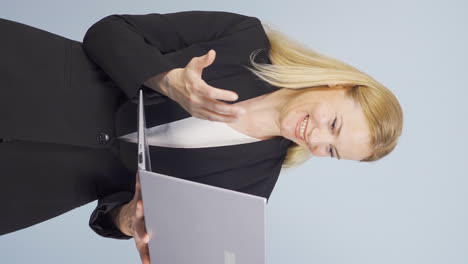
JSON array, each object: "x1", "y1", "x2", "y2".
[{"x1": 1, "y1": 0, "x2": 467, "y2": 263}]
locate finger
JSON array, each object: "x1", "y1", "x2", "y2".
[
  {"x1": 134, "y1": 219, "x2": 148, "y2": 244},
  {"x1": 136, "y1": 200, "x2": 144, "y2": 219},
  {"x1": 135, "y1": 201, "x2": 148, "y2": 240},
  {"x1": 136, "y1": 171, "x2": 142, "y2": 187},
  {"x1": 135, "y1": 173, "x2": 142, "y2": 200},
  {"x1": 198, "y1": 84, "x2": 239, "y2": 102},
  {"x1": 196, "y1": 108, "x2": 240, "y2": 123},
  {"x1": 203, "y1": 99, "x2": 246, "y2": 116},
  {"x1": 136, "y1": 241, "x2": 151, "y2": 264}
]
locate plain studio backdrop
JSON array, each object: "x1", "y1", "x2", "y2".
[{"x1": 1, "y1": 0, "x2": 467, "y2": 263}]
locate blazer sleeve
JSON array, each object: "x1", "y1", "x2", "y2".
[
  {"x1": 88, "y1": 191, "x2": 134, "y2": 239},
  {"x1": 82, "y1": 11, "x2": 262, "y2": 105}
]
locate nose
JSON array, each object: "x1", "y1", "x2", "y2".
[{"x1": 307, "y1": 127, "x2": 334, "y2": 156}]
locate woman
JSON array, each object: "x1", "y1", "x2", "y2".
[{"x1": 0, "y1": 10, "x2": 402, "y2": 263}]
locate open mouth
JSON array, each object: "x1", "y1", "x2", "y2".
[{"x1": 295, "y1": 115, "x2": 309, "y2": 141}]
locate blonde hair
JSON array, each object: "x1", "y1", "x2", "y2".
[{"x1": 245, "y1": 23, "x2": 403, "y2": 168}]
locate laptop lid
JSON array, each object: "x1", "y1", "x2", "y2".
[{"x1": 139, "y1": 170, "x2": 266, "y2": 264}]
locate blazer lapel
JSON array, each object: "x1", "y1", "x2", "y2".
[
  {"x1": 114, "y1": 71, "x2": 293, "y2": 179},
  {"x1": 118, "y1": 134, "x2": 292, "y2": 179}
]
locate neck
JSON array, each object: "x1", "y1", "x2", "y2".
[{"x1": 228, "y1": 88, "x2": 291, "y2": 140}]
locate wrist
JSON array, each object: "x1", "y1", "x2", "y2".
[{"x1": 144, "y1": 68, "x2": 181, "y2": 97}]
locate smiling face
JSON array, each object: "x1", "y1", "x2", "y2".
[{"x1": 278, "y1": 86, "x2": 372, "y2": 160}]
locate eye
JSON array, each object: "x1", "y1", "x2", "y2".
[
  {"x1": 331, "y1": 116, "x2": 337, "y2": 131},
  {"x1": 329, "y1": 114, "x2": 337, "y2": 158}
]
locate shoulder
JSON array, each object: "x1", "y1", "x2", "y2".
[
  {"x1": 163, "y1": 10, "x2": 262, "y2": 24},
  {"x1": 163, "y1": 10, "x2": 266, "y2": 42}
]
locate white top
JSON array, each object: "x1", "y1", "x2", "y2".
[{"x1": 118, "y1": 116, "x2": 261, "y2": 148}]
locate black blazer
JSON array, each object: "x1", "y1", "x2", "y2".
[{"x1": 3, "y1": 11, "x2": 293, "y2": 238}]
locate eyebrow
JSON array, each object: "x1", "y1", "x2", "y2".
[{"x1": 334, "y1": 115, "x2": 343, "y2": 160}]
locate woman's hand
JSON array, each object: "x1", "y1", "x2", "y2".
[
  {"x1": 144, "y1": 49, "x2": 246, "y2": 122},
  {"x1": 113, "y1": 172, "x2": 151, "y2": 264}
]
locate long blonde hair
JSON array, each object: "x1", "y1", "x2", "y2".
[{"x1": 245, "y1": 23, "x2": 403, "y2": 168}]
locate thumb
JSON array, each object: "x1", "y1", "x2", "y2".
[
  {"x1": 204, "y1": 49, "x2": 216, "y2": 65},
  {"x1": 193, "y1": 49, "x2": 216, "y2": 71}
]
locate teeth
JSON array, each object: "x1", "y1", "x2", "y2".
[{"x1": 300, "y1": 116, "x2": 308, "y2": 139}]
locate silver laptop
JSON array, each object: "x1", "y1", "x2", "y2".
[{"x1": 137, "y1": 90, "x2": 267, "y2": 264}]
